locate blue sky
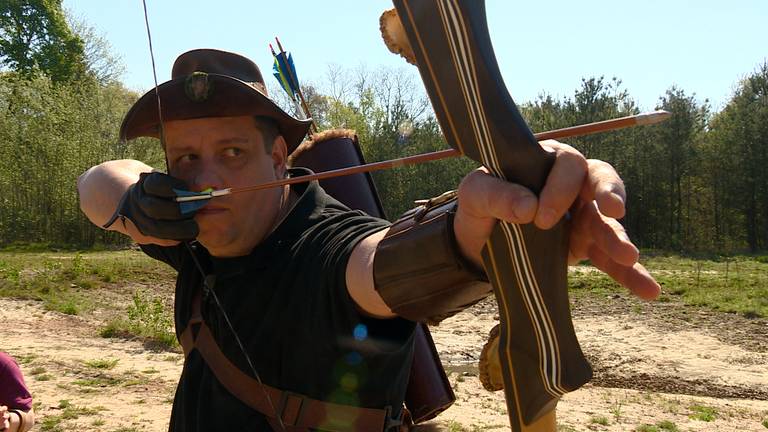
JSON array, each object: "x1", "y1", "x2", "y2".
[{"x1": 63, "y1": 0, "x2": 767, "y2": 111}]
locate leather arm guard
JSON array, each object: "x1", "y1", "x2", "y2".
[{"x1": 373, "y1": 191, "x2": 491, "y2": 325}]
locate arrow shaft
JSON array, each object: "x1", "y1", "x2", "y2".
[{"x1": 174, "y1": 111, "x2": 669, "y2": 202}]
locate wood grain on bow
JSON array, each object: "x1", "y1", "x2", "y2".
[{"x1": 384, "y1": 1, "x2": 592, "y2": 430}]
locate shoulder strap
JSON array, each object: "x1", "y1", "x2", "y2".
[{"x1": 178, "y1": 293, "x2": 400, "y2": 432}]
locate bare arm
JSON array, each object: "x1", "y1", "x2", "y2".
[
  {"x1": 77, "y1": 160, "x2": 179, "y2": 246},
  {"x1": 346, "y1": 228, "x2": 395, "y2": 318}
]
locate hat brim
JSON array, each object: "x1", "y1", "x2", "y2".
[{"x1": 120, "y1": 74, "x2": 312, "y2": 154}]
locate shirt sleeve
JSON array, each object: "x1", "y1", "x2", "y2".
[
  {"x1": 0, "y1": 353, "x2": 33, "y2": 411},
  {"x1": 302, "y1": 209, "x2": 416, "y2": 353}
]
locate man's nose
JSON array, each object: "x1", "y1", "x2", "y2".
[{"x1": 190, "y1": 160, "x2": 225, "y2": 191}]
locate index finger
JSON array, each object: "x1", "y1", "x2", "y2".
[
  {"x1": 535, "y1": 140, "x2": 587, "y2": 229},
  {"x1": 588, "y1": 246, "x2": 661, "y2": 300},
  {"x1": 582, "y1": 159, "x2": 626, "y2": 219}
]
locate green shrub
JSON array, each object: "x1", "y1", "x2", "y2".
[{"x1": 101, "y1": 289, "x2": 177, "y2": 350}]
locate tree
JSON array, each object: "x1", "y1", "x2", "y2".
[
  {"x1": 0, "y1": 0, "x2": 86, "y2": 83},
  {"x1": 69, "y1": 15, "x2": 124, "y2": 85},
  {"x1": 652, "y1": 88, "x2": 709, "y2": 250},
  {"x1": 707, "y1": 62, "x2": 768, "y2": 252}
]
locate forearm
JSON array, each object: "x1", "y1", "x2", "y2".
[
  {"x1": 347, "y1": 191, "x2": 490, "y2": 323},
  {"x1": 77, "y1": 159, "x2": 154, "y2": 234}
]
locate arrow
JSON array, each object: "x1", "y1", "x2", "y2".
[{"x1": 174, "y1": 111, "x2": 670, "y2": 211}]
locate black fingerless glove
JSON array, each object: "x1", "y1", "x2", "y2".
[{"x1": 103, "y1": 172, "x2": 199, "y2": 240}]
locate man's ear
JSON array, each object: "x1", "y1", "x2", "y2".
[{"x1": 271, "y1": 135, "x2": 288, "y2": 178}]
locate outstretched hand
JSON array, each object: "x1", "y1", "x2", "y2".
[{"x1": 453, "y1": 139, "x2": 660, "y2": 300}]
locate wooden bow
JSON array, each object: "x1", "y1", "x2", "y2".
[{"x1": 385, "y1": 1, "x2": 592, "y2": 430}]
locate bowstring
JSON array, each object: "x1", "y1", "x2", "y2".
[{"x1": 139, "y1": 1, "x2": 286, "y2": 429}]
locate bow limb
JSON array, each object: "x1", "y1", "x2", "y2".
[{"x1": 388, "y1": 1, "x2": 592, "y2": 430}]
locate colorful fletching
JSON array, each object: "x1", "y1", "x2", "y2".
[{"x1": 273, "y1": 51, "x2": 300, "y2": 97}]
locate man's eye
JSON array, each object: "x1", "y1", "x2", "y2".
[
  {"x1": 223, "y1": 148, "x2": 242, "y2": 157},
  {"x1": 176, "y1": 154, "x2": 197, "y2": 164}
]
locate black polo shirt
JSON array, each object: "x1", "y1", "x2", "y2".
[{"x1": 141, "y1": 173, "x2": 416, "y2": 431}]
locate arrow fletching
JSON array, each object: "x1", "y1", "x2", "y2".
[
  {"x1": 273, "y1": 51, "x2": 300, "y2": 97},
  {"x1": 173, "y1": 187, "x2": 232, "y2": 214}
]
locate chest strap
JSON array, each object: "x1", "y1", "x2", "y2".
[{"x1": 178, "y1": 292, "x2": 400, "y2": 432}]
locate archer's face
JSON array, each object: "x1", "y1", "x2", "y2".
[{"x1": 164, "y1": 115, "x2": 288, "y2": 257}]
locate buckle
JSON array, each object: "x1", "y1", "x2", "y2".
[
  {"x1": 277, "y1": 391, "x2": 307, "y2": 427},
  {"x1": 413, "y1": 190, "x2": 458, "y2": 221}
]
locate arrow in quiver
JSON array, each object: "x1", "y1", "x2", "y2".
[{"x1": 383, "y1": 1, "x2": 592, "y2": 430}]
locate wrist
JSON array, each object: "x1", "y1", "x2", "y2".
[{"x1": 452, "y1": 208, "x2": 490, "y2": 269}]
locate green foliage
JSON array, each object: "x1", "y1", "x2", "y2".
[
  {"x1": 126, "y1": 288, "x2": 173, "y2": 337},
  {"x1": 656, "y1": 420, "x2": 679, "y2": 431},
  {"x1": 0, "y1": 250, "x2": 91, "y2": 313},
  {"x1": 39, "y1": 399, "x2": 101, "y2": 430},
  {"x1": 0, "y1": 250, "x2": 175, "y2": 318},
  {"x1": 73, "y1": 375, "x2": 123, "y2": 387},
  {"x1": 101, "y1": 288, "x2": 177, "y2": 350},
  {"x1": 84, "y1": 358, "x2": 119, "y2": 370},
  {"x1": 609, "y1": 399, "x2": 624, "y2": 422},
  {"x1": 570, "y1": 255, "x2": 768, "y2": 318},
  {"x1": 69, "y1": 15, "x2": 125, "y2": 84},
  {"x1": 60, "y1": 402, "x2": 101, "y2": 419},
  {"x1": 0, "y1": 11, "x2": 765, "y2": 256},
  {"x1": 688, "y1": 404, "x2": 717, "y2": 421},
  {"x1": 705, "y1": 61, "x2": 768, "y2": 252},
  {"x1": 0, "y1": 0, "x2": 87, "y2": 82},
  {"x1": 0, "y1": 72, "x2": 163, "y2": 247},
  {"x1": 298, "y1": 65, "x2": 476, "y2": 219},
  {"x1": 40, "y1": 414, "x2": 64, "y2": 432}
]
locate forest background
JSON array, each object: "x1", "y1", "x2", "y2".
[{"x1": 1, "y1": 1, "x2": 767, "y2": 255}]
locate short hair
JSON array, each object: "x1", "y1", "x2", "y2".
[{"x1": 253, "y1": 116, "x2": 280, "y2": 153}]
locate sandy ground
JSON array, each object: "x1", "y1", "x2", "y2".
[{"x1": 1, "y1": 290, "x2": 767, "y2": 431}]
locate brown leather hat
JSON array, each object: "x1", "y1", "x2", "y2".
[{"x1": 119, "y1": 48, "x2": 312, "y2": 153}]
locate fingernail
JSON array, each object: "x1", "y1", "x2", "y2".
[
  {"x1": 610, "y1": 192, "x2": 625, "y2": 205},
  {"x1": 537, "y1": 208, "x2": 556, "y2": 228}
]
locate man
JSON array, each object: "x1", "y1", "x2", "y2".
[{"x1": 78, "y1": 49, "x2": 659, "y2": 431}]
